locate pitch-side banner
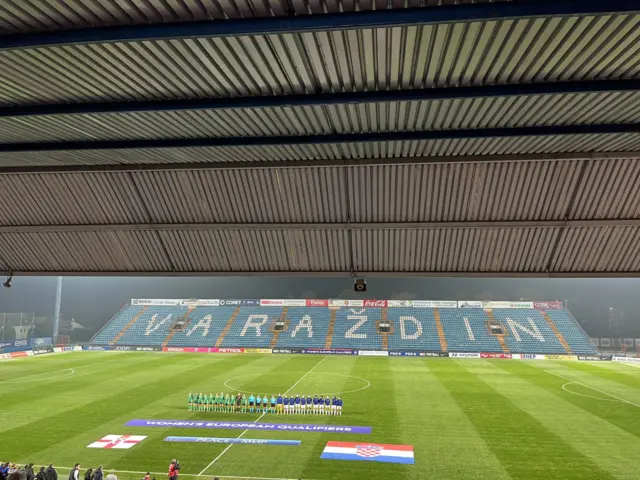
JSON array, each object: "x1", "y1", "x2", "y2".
[
  {"x1": 457, "y1": 301, "x2": 483, "y2": 308},
  {"x1": 483, "y1": 301, "x2": 534, "y2": 309},
  {"x1": 533, "y1": 301, "x2": 563, "y2": 310},
  {"x1": 131, "y1": 299, "x2": 183, "y2": 306},
  {"x1": 387, "y1": 300, "x2": 413, "y2": 307},
  {"x1": 328, "y1": 300, "x2": 364, "y2": 307}
]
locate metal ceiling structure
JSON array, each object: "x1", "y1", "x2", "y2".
[{"x1": 1, "y1": 0, "x2": 640, "y2": 277}]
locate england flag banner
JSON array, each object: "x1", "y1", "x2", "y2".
[
  {"x1": 321, "y1": 441, "x2": 414, "y2": 464},
  {"x1": 87, "y1": 435, "x2": 147, "y2": 449}
]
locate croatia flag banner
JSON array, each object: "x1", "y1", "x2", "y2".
[
  {"x1": 321, "y1": 441, "x2": 414, "y2": 464},
  {"x1": 87, "y1": 435, "x2": 147, "y2": 449}
]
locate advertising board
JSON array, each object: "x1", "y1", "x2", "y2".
[
  {"x1": 272, "y1": 349, "x2": 293, "y2": 354},
  {"x1": 412, "y1": 300, "x2": 433, "y2": 308},
  {"x1": 545, "y1": 355, "x2": 578, "y2": 361},
  {"x1": 244, "y1": 348, "x2": 272, "y2": 354},
  {"x1": 131, "y1": 299, "x2": 182, "y2": 306},
  {"x1": 389, "y1": 352, "x2": 420, "y2": 357},
  {"x1": 533, "y1": 301, "x2": 563, "y2": 310},
  {"x1": 457, "y1": 301, "x2": 483, "y2": 308},
  {"x1": 448, "y1": 352, "x2": 481, "y2": 358},
  {"x1": 358, "y1": 350, "x2": 389, "y2": 356},
  {"x1": 306, "y1": 299, "x2": 329, "y2": 307},
  {"x1": 483, "y1": 301, "x2": 534, "y2": 309},
  {"x1": 219, "y1": 300, "x2": 259, "y2": 306},
  {"x1": 302, "y1": 349, "x2": 358, "y2": 355},
  {"x1": 480, "y1": 353, "x2": 512, "y2": 359},
  {"x1": 328, "y1": 300, "x2": 364, "y2": 307},
  {"x1": 432, "y1": 301, "x2": 458, "y2": 308},
  {"x1": 387, "y1": 300, "x2": 413, "y2": 307},
  {"x1": 613, "y1": 356, "x2": 640, "y2": 364},
  {"x1": 196, "y1": 299, "x2": 221, "y2": 306},
  {"x1": 85, "y1": 346, "x2": 109, "y2": 351},
  {"x1": 578, "y1": 356, "x2": 602, "y2": 361},
  {"x1": 363, "y1": 300, "x2": 387, "y2": 308},
  {"x1": 511, "y1": 354, "x2": 545, "y2": 360},
  {"x1": 260, "y1": 299, "x2": 285, "y2": 306}
]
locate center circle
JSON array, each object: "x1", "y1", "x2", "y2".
[{"x1": 224, "y1": 372, "x2": 371, "y2": 396}]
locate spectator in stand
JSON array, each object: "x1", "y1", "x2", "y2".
[
  {"x1": 26, "y1": 465, "x2": 35, "y2": 480},
  {"x1": 93, "y1": 467, "x2": 102, "y2": 480},
  {"x1": 36, "y1": 468, "x2": 45, "y2": 480},
  {"x1": 105, "y1": 471, "x2": 117, "y2": 480},
  {"x1": 44, "y1": 465, "x2": 57, "y2": 480},
  {"x1": 68, "y1": 465, "x2": 80, "y2": 480},
  {"x1": 1, "y1": 462, "x2": 9, "y2": 480},
  {"x1": 83, "y1": 469, "x2": 92, "y2": 480}
]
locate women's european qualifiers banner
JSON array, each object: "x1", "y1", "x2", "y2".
[{"x1": 126, "y1": 419, "x2": 372, "y2": 434}]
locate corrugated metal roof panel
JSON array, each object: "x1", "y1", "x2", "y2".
[
  {"x1": 0, "y1": 0, "x2": 511, "y2": 35},
  {"x1": 348, "y1": 161, "x2": 582, "y2": 222},
  {"x1": 130, "y1": 168, "x2": 347, "y2": 223},
  {"x1": 2, "y1": 91, "x2": 640, "y2": 143},
  {"x1": 1, "y1": 133, "x2": 639, "y2": 167},
  {"x1": 0, "y1": 172, "x2": 149, "y2": 225},
  {"x1": 156, "y1": 228, "x2": 350, "y2": 272},
  {"x1": 4, "y1": 157, "x2": 640, "y2": 227},
  {"x1": 568, "y1": 158, "x2": 640, "y2": 220},
  {"x1": 1, "y1": 16, "x2": 639, "y2": 105},
  {"x1": 0, "y1": 230, "x2": 170, "y2": 272},
  {"x1": 549, "y1": 226, "x2": 640, "y2": 272},
  {"x1": 351, "y1": 227, "x2": 557, "y2": 272}
]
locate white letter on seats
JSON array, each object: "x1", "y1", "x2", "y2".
[
  {"x1": 463, "y1": 317, "x2": 475, "y2": 341},
  {"x1": 291, "y1": 315, "x2": 313, "y2": 338},
  {"x1": 241, "y1": 315, "x2": 268, "y2": 337},
  {"x1": 507, "y1": 318, "x2": 544, "y2": 342},
  {"x1": 346, "y1": 315, "x2": 367, "y2": 339},
  {"x1": 145, "y1": 314, "x2": 172, "y2": 336},
  {"x1": 186, "y1": 314, "x2": 212, "y2": 337},
  {"x1": 400, "y1": 316, "x2": 422, "y2": 340}
]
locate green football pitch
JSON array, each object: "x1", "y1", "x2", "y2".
[{"x1": 2, "y1": 352, "x2": 640, "y2": 480}]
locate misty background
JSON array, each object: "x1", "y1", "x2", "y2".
[{"x1": 0, "y1": 276, "x2": 637, "y2": 341}]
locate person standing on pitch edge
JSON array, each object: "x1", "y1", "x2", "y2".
[
  {"x1": 168, "y1": 460, "x2": 179, "y2": 480},
  {"x1": 68, "y1": 465, "x2": 80, "y2": 480}
]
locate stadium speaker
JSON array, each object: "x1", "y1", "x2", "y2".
[
  {"x1": 2, "y1": 273, "x2": 12, "y2": 288},
  {"x1": 353, "y1": 278, "x2": 367, "y2": 292}
]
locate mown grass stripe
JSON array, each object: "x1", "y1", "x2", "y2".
[
  {"x1": 432, "y1": 359, "x2": 616, "y2": 480},
  {"x1": 482, "y1": 360, "x2": 640, "y2": 480},
  {"x1": 505, "y1": 360, "x2": 640, "y2": 440},
  {"x1": 298, "y1": 356, "x2": 406, "y2": 480},
  {"x1": 0, "y1": 354, "x2": 255, "y2": 459}
]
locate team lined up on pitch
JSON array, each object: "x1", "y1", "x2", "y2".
[{"x1": 188, "y1": 392, "x2": 343, "y2": 415}]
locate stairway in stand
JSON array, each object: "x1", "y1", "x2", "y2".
[
  {"x1": 215, "y1": 306, "x2": 241, "y2": 347},
  {"x1": 380, "y1": 308, "x2": 389, "y2": 350},
  {"x1": 162, "y1": 305, "x2": 197, "y2": 347},
  {"x1": 111, "y1": 306, "x2": 147, "y2": 345},
  {"x1": 269, "y1": 307, "x2": 289, "y2": 348},
  {"x1": 487, "y1": 309, "x2": 510, "y2": 353},
  {"x1": 433, "y1": 309, "x2": 448, "y2": 352},
  {"x1": 541, "y1": 311, "x2": 572, "y2": 353},
  {"x1": 325, "y1": 309, "x2": 337, "y2": 349}
]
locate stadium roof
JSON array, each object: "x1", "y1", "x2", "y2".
[{"x1": 1, "y1": 0, "x2": 640, "y2": 278}]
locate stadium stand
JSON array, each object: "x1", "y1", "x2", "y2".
[{"x1": 92, "y1": 300, "x2": 598, "y2": 355}]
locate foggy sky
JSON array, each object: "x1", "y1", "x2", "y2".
[{"x1": 0, "y1": 276, "x2": 638, "y2": 337}]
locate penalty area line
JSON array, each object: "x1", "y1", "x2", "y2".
[
  {"x1": 545, "y1": 369, "x2": 640, "y2": 408},
  {"x1": 198, "y1": 355, "x2": 328, "y2": 476}
]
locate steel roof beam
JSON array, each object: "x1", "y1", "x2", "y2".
[
  {"x1": 2, "y1": 152, "x2": 640, "y2": 175},
  {"x1": 0, "y1": 1, "x2": 638, "y2": 51},
  {"x1": 1, "y1": 80, "x2": 639, "y2": 118},
  {"x1": 7, "y1": 270, "x2": 640, "y2": 279},
  {"x1": 1, "y1": 124, "x2": 638, "y2": 153},
  {"x1": 2, "y1": 219, "x2": 639, "y2": 234}
]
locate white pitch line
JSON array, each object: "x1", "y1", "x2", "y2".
[
  {"x1": 24, "y1": 466, "x2": 304, "y2": 480},
  {"x1": 545, "y1": 369, "x2": 640, "y2": 409},
  {"x1": 198, "y1": 355, "x2": 328, "y2": 475}
]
